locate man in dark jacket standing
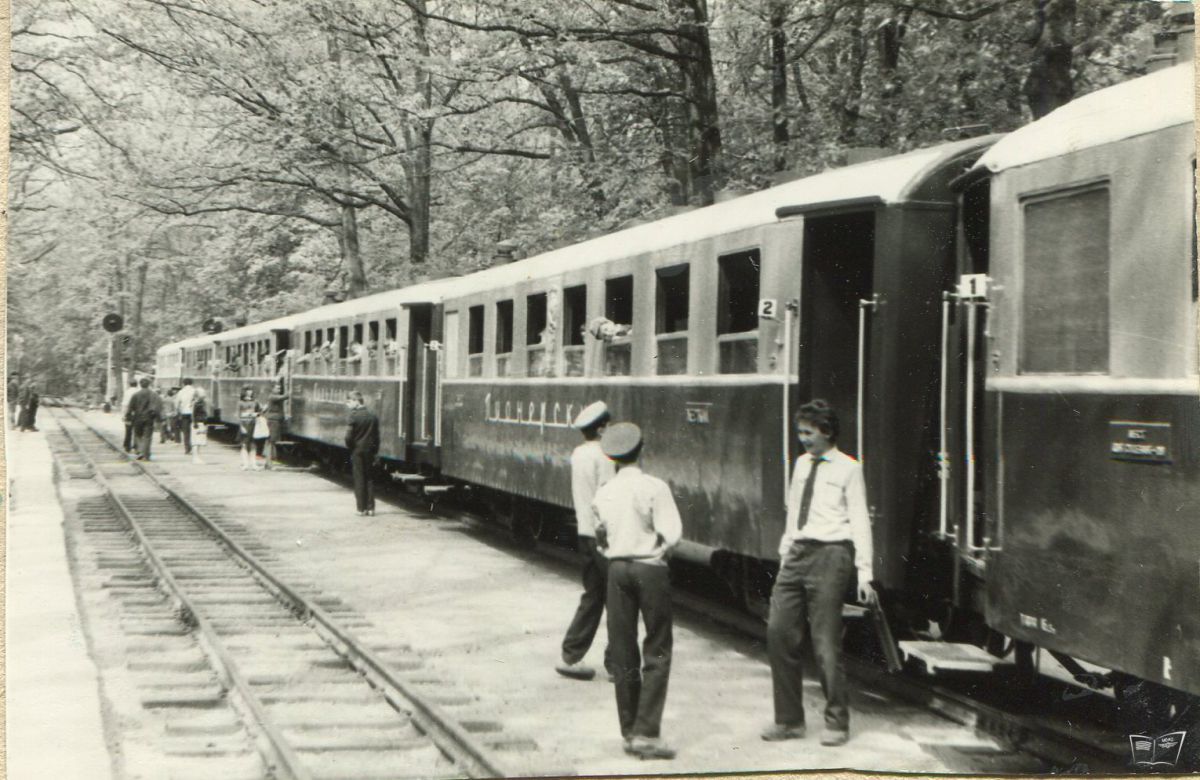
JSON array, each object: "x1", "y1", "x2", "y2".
[
  {"x1": 127, "y1": 377, "x2": 162, "y2": 460},
  {"x1": 344, "y1": 390, "x2": 380, "y2": 516}
]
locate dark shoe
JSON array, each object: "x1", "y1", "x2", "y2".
[
  {"x1": 355, "y1": 511, "x2": 365, "y2": 517},
  {"x1": 555, "y1": 661, "x2": 596, "y2": 681},
  {"x1": 627, "y1": 736, "x2": 675, "y2": 760},
  {"x1": 762, "y1": 723, "x2": 806, "y2": 741},
  {"x1": 819, "y1": 728, "x2": 849, "y2": 747}
]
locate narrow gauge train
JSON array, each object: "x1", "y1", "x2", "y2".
[{"x1": 155, "y1": 63, "x2": 1198, "y2": 710}]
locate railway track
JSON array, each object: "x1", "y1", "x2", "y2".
[{"x1": 48, "y1": 407, "x2": 510, "y2": 780}]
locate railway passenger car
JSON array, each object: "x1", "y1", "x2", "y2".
[
  {"x1": 947, "y1": 63, "x2": 1199, "y2": 701},
  {"x1": 434, "y1": 135, "x2": 997, "y2": 601},
  {"x1": 284, "y1": 283, "x2": 460, "y2": 467}
]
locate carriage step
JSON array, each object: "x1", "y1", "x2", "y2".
[
  {"x1": 900, "y1": 641, "x2": 1013, "y2": 674},
  {"x1": 422, "y1": 485, "x2": 453, "y2": 495},
  {"x1": 391, "y1": 473, "x2": 427, "y2": 483}
]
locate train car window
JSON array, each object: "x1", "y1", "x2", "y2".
[
  {"x1": 384, "y1": 318, "x2": 399, "y2": 375},
  {"x1": 656, "y1": 264, "x2": 689, "y2": 375},
  {"x1": 496, "y1": 299, "x2": 514, "y2": 376},
  {"x1": 604, "y1": 276, "x2": 634, "y2": 376},
  {"x1": 1021, "y1": 187, "x2": 1109, "y2": 374},
  {"x1": 526, "y1": 293, "x2": 548, "y2": 345},
  {"x1": 367, "y1": 321, "x2": 380, "y2": 375},
  {"x1": 468, "y1": 305, "x2": 485, "y2": 377},
  {"x1": 656, "y1": 264, "x2": 690, "y2": 334},
  {"x1": 563, "y1": 285, "x2": 587, "y2": 377},
  {"x1": 717, "y1": 250, "x2": 761, "y2": 374},
  {"x1": 718, "y1": 250, "x2": 761, "y2": 334},
  {"x1": 338, "y1": 326, "x2": 349, "y2": 359}
]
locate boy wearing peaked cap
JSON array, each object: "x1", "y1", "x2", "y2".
[
  {"x1": 592, "y1": 422, "x2": 683, "y2": 760},
  {"x1": 556, "y1": 401, "x2": 616, "y2": 681}
]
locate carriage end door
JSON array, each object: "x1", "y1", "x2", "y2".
[{"x1": 403, "y1": 303, "x2": 443, "y2": 450}]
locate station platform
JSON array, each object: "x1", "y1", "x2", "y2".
[
  {"x1": 5, "y1": 422, "x2": 115, "y2": 780},
  {"x1": 20, "y1": 408, "x2": 1041, "y2": 777},
  {"x1": 14, "y1": 410, "x2": 1051, "y2": 772}
]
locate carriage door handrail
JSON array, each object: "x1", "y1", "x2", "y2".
[
  {"x1": 397, "y1": 344, "x2": 408, "y2": 439},
  {"x1": 937, "y1": 292, "x2": 956, "y2": 542},
  {"x1": 856, "y1": 294, "x2": 882, "y2": 463},
  {"x1": 428, "y1": 340, "x2": 444, "y2": 446},
  {"x1": 951, "y1": 274, "x2": 996, "y2": 555}
]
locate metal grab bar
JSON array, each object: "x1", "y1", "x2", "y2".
[
  {"x1": 856, "y1": 294, "x2": 881, "y2": 463},
  {"x1": 938, "y1": 296, "x2": 955, "y2": 541}
]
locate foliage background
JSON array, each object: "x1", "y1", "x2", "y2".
[{"x1": 7, "y1": 0, "x2": 1174, "y2": 396}]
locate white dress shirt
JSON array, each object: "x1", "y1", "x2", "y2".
[
  {"x1": 176, "y1": 385, "x2": 197, "y2": 415},
  {"x1": 121, "y1": 386, "x2": 139, "y2": 417},
  {"x1": 592, "y1": 465, "x2": 683, "y2": 565},
  {"x1": 777, "y1": 447, "x2": 874, "y2": 584},
  {"x1": 570, "y1": 440, "x2": 615, "y2": 537}
]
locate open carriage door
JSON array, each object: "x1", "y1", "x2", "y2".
[
  {"x1": 797, "y1": 208, "x2": 878, "y2": 463},
  {"x1": 401, "y1": 302, "x2": 444, "y2": 466}
]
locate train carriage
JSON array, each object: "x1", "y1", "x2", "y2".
[
  {"x1": 285, "y1": 283, "x2": 453, "y2": 467},
  {"x1": 949, "y1": 63, "x2": 1200, "y2": 698},
  {"x1": 434, "y1": 135, "x2": 997, "y2": 600}
]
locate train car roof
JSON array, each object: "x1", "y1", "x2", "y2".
[
  {"x1": 287, "y1": 279, "x2": 460, "y2": 326},
  {"x1": 975, "y1": 63, "x2": 1194, "y2": 174},
  {"x1": 439, "y1": 135, "x2": 993, "y2": 298}
]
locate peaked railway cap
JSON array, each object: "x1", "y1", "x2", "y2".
[
  {"x1": 573, "y1": 400, "x2": 610, "y2": 430},
  {"x1": 601, "y1": 422, "x2": 642, "y2": 460}
]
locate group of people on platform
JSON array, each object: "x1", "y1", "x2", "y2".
[
  {"x1": 7, "y1": 373, "x2": 40, "y2": 432},
  {"x1": 553, "y1": 398, "x2": 876, "y2": 760},
  {"x1": 118, "y1": 376, "x2": 289, "y2": 469}
]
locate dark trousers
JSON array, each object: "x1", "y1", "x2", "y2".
[
  {"x1": 561, "y1": 536, "x2": 612, "y2": 670},
  {"x1": 133, "y1": 419, "x2": 155, "y2": 460},
  {"x1": 123, "y1": 421, "x2": 134, "y2": 451},
  {"x1": 607, "y1": 560, "x2": 672, "y2": 739},
  {"x1": 766, "y1": 540, "x2": 855, "y2": 731},
  {"x1": 351, "y1": 450, "x2": 375, "y2": 512},
  {"x1": 179, "y1": 414, "x2": 193, "y2": 452}
]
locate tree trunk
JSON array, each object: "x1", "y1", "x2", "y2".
[
  {"x1": 770, "y1": 0, "x2": 790, "y2": 172},
  {"x1": 837, "y1": 0, "x2": 868, "y2": 146},
  {"x1": 1023, "y1": 0, "x2": 1075, "y2": 119},
  {"x1": 876, "y1": 9, "x2": 910, "y2": 146},
  {"x1": 675, "y1": 0, "x2": 723, "y2": 205},
  {"x1": 406, "y1": 0, "x2": 433, "y2": 266},
  {"x1": 340, "y1": 206, "x2": 368, "y2": 297},
  {"x1": 129, "y1": 261, "x2": 148, "y2": 374},
  {"x1": 326, "y1": 6, "x2": 371, "y2": 291}
]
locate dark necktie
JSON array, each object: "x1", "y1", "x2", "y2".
[{"x1": 797, "y1": 458, "x2": 823, "y2": 532}]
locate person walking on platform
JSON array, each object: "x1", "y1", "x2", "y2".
[
  {"x1": 762, "y1": 399, "x2": 876, "y2": 748},
  {"x1": 556, "y1": 400, "x2": 616, "y2": 682},
  {"x1": 593, "y1": 422, "x2": 682, "y2": 761},
  {"x1": 121, "y1": 379, "x2": 139, "y2": 452},
  {"x1": 191, "y1": 392, "x2": 209, "y2": 464},
  {"x1": 264, "y1": 377, "x2": 289, "y2": 470},
  {"x1": 344, "y1": 391, "x2": 380, "y2": 516},
  {"x1": 8, "y1": 372, "x2": 21, "y2": 426},
  {"x1": 160, "y1": 387, "x2": 179, "y2": 443},
  {"x1": 17, "y1": 380, "x2": 40, "y2": 432},
  {"x1": 237, "y1": 386, "x2": 262, "y2": 471},
  {"x1": 127, "y1": 378, "x2": 161, "y2": 460},
  {"x1": 176, "y1": 378, "x2": 198, "y2": 454}
]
